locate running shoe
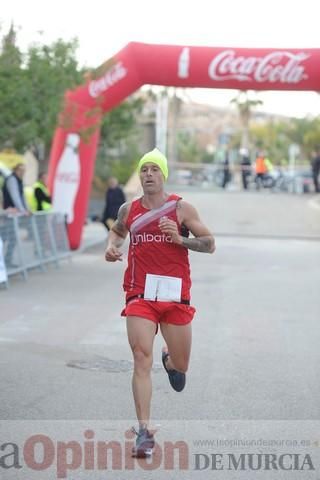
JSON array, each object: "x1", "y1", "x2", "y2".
[
  {"x1": 131, "y1": 426, "x2": 155, "y2": 458},
  {"x1": 162, "y1": 351, "x2": 186, "y2": 392}
]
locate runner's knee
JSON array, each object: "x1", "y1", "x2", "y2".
[
  {"x1": 170, "y1": 356, "x2": 189, "y2": 373},
  {"x1": 132, "y1": 346, "x2": 153, "y2": 373}
]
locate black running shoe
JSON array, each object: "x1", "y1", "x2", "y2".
[
  {"x1": 131, "y1": 427, "x2": 155, "y2": 458},
  {"x1": 162, "y1": 351, "x2": 186, "y2": 392}
]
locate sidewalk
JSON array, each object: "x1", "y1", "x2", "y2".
[
  {"x1": 309, "y1": 194, "x2": 320, "y2": 211},
  {"x1": 78, "y1": 220, "x2": 107, "y2": 252}
]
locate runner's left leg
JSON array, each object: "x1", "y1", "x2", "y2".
[{"x1": 160, "y1": 322, "x2": 192, "y2": 373}]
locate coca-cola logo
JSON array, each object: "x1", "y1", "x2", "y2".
[
  {"x1": 56, "y1": 172, "x2": 79, "y2": 183},
  {"x1": 208, "y1": 50, "x2": 309, "y2": 83},
  {"x1": 89, "y1": 61, "x2": 127, "y2": 98}
]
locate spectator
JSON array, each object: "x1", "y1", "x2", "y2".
[
  {"x1": 2, "y1": 163, "x2": 29, "y2": 214},
  {"x1": 264, "y1": 156, "x2": 274, "y2": 173},
  {"x1": 1, "y1": 163, "x2": 30, "y2": 268},
  {"x1": 254, "y1": 152, "x2": 268, "y2": 190},
  {"x1": 240, "y1": 148, "x2": 251, "y2": 190},
  {"x1": 311, "y1": 149, "x2": 320, "y2": 193},
  {"x1": 31, "y1": 172, "x2": 52, "y2": 212},
  {"x1": 221, "y1": 150, "x2": 231, "y2": 189},
  {"x1": 102, "y1": 177, "x2": 126, "y2": 230}
]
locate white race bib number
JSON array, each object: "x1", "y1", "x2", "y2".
[{"x1": 144, "y1": 274, "x2": 182, "y2": 302}]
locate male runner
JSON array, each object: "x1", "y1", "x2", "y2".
[{"x1": 105, "y1": 148, "x2": 215, "y2": 457}]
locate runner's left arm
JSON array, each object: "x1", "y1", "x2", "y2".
[{"x1": 159, "y1": 201, "x2": 215, "y2": 253}]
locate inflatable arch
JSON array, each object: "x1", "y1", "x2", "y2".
[{"x1": 47, "y1": 42, "x2": 320, "y2": 249}]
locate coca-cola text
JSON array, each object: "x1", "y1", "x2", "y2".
[
  {"x1": 89, "y1": 62, "x2": 127, "y2": 98},
  {"x1": 208, "y1": 50, "x2": 309, "y2": 84},
  {"x1": 55, "y1": 173, "x2": 79, "y2": 184}
]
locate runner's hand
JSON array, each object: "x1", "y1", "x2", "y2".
[
  {"x1": 105, "y1": 246, "x2": 123, "y2": 262},
  {"x1": 159, "y1": 217, "x2": 182, "y2": 245}
]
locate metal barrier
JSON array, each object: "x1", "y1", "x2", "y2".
[{"x1": 0, "y1": 212, "x2": 71, "y2": 288}]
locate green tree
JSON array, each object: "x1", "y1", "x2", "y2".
[
  {"x1": 94, "y1": 95, "x2": 144, "y2": 185},
  {"x1": 0, "y1": 23, "x2": 21, "y2": 68},
  {"x1": 0, "y1": 25, "x2": 144, "y2": 182},
  {"x1": 303, "y1": 117, "x2": 320, "y2": 153},
  {"x1": 0, "y1": 25, "x2": 83, "y2": 166},
  {"x1": 99, "y1": 96, "x2": 143, "y2": 147},
  {"x1": 0, "y1": 24, "x2": 32, "y2": 152},
  {"x1": 248, "y1": 116, "x2": 320, "y2": 164},
  {"x1": 230, "y1": 90, "x2": 263, "y2": 149},
  {"x1": 250, "y1": 121, "x2": 289, "y2": 163},
  {"x1": 24, "y1": 38, "x2": 83, "y2": 164},
  {"x1": 177, "y1": 131, "x2": 202, "y2": 163}
]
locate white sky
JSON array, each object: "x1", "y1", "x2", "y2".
[{"x1": 1, "y1": 0, "x2": 320, "y2": 118}]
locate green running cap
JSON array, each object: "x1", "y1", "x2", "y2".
[{"x1": 137, "y1": 148, "x2": 168, "y2": 180}]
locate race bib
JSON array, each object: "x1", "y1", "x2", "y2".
[{"x1": 144, "y1": 274, "x2": 182, "y2": 302}]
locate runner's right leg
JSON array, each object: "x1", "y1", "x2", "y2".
[{"x1": 126, "y1": 316, "x2": 157, "y2": 429}]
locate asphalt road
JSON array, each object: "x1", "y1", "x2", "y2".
[{"x1": 1, "y1": 190, "x2": 320, "y2": 479}]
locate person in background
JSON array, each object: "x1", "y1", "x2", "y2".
[
  {"x1": 2, "y1": 163, "x2": 29, "y2": 214},
  {"x1": 33, "y1": 172, "x2": 52, "y2": 211},
  {"x1": 1, "y1": 163, "x2": 30, "y2": 268},
  {"x1": 221, "y1": 150, "x2": 231, "y2": 189},
  {"x1": 264, "y1": 156, "x2": 274, "y2": 173},
  {"x1": 102, "y1": 177, "x2": 126, "y2": 230},
  {"x1": 311, "y1": 148, "x2": 320, "y2": 193},
  {"x1": 0, "y1": 206, "x2": 19, "y2": 269},
  {"x1": 25, "y1": 172, "x2": 52, "y2": 212},
  {"x1": 240, "y1": 148, "x2": 251, "y2": 190},
  {"x1": 254, "y1": 151, "x2": 268, "y2": 190}
]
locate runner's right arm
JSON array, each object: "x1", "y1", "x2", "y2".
[{"x1": 105, "y1": 202, "x2": 130, "y2": 262}]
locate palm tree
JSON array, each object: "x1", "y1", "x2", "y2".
[{"x1": 230, "y1": 90, "x2": 263, "y2": 149}]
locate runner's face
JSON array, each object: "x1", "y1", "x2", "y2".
[{"x1": 140, "y1": 162, "x2": 164, "y2": 192}]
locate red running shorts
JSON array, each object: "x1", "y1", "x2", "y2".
[{"x1": 121, "y1": 297, "x2": 196, "y2": 326}]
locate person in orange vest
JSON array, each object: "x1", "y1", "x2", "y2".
[{"x1": 254, "y1": 152, "x2": 268, "y2": 190}]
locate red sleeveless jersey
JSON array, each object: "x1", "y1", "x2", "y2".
[{"x1": 123, "y1": 194, "x2": 191, "y2": 300}]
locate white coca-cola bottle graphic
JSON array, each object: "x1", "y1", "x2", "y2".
[
  {"x1": 53, "y1": 133, "x2": 81, "y2": 224},
  {"x1": 178, "y1": 47, "x2": 190, "y2": 78}
]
